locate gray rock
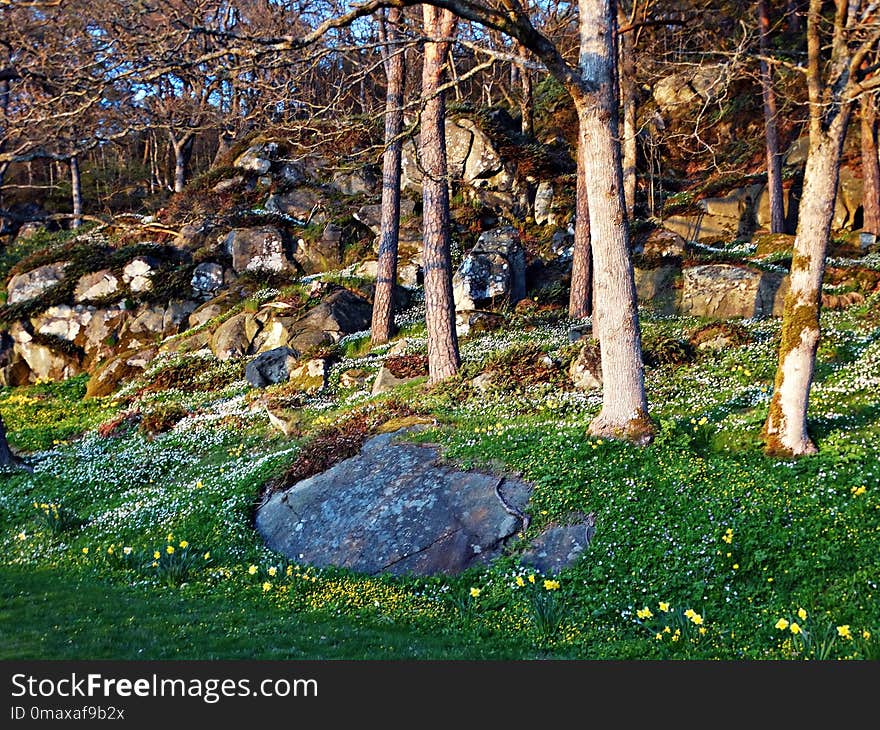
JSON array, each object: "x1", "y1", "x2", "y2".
[
  {"x1": 294, "y1": 225, "x2": 343, "y2": 274},
  {"x1": 533, "y1": 181, "x2": 554, "y2": 225},
  {"x1": 212, "y1": 176, "x2": 245, "y2": 193},
  {"x1": 191, "y1": 262, "x2": 224, "y2": 295},
  {"x1": 9, "y1": 323, "x2": 80, "y2": 382},
  {"x1": 224, "y1": 226, "x2": 290, "y2": 274},
  {"x1": 288, "y1": 357, "x2": 328, "y2": 392},
  {"x1": 330, "y1": 166, "x2": 379, "y2": 196},
  {"x1": 371, "y1": 365, "x2": 418, "y2": 395},
  {"x1": 265, "y1": 187, "x2": 326, "y2": 224},
  {"x1": 569, "y1": 343, "x2": 603, "y2": 390},
  {"x1": 31, "y1": 304, "x2": 91, "y2": 342},
  {"x1": 234, "y1": 142, "x2": 277, "y2": 175},
  {"x1": 635, "y1": 228, "x2": 687, "y2": 258},
  {"x1": 255, "y1": 429, "x2": 532, "y2": 575},
  {"x1": 519, "y1": 516, "x2": 596, "y2": 574},
  {"x1": 7, "y1": 262, "x2": 67, "y2": 304},
  {"x1": 680, "y1": 264, "x2": 788, "y2": 319},
  {"x1": 287, "y1": 288, "x2": 372, "y2": 353},
  {"x1": 122, "y1": 257, "x2": 158, "y2": 293},
  {"x1": 245, "y1": 346, "x2": 299, "y2": 388},
  {"x1": 452, "y1": 226, "x2": 526, "y2": 311},
  {"x1": 212, "y1": 312, "x2": 259, "y2": 360},
  {"x1": 74, "y1": 270, "x2": 119, "y2": 302},
  {"x1": 354, "y1": 199, "x2": 417, "y2": 235},
  {"x1": 634, "y1": 265, "x2": 679, "y2": 314}
]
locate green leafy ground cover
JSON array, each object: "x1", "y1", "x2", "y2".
[{"x1": 1, "y1": 291, "x2": 878, "y2": 660}]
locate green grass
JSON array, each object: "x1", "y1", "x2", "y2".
[{"x1": 0, "y1": 300, "x2": 878, "y2": 660}]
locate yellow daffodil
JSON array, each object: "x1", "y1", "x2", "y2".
[
  {"x1": 543, "y1": 579, "x2": 560, "y2": 591},
  {"x1": 837, "y1": 625, "x2": 852, "y2": 640},
  {"x1": 790, "y1": 622, "x2": 801, "y2": 635},
  {"x1": 851, "y1": 485, "x2": 866, "y2": 496},
  {"x1": 797, "y1": 607, "x2": 807, "y2": 621},
  {"x1": 107, "y1": 546, "x2": 114, "y2": 554},
  {"x1": 733, "y1": 564, "x2": 739, "y2": 570},
  {"x1": 81, "y1": 547, "x2": 89, "y2": 555},
  {"x1": 195, "y1": 480, "x2": 203, "y2": 489},
  {"x1": 689, "y1": 613, "x2": 704, "y2": 626},
  {"x1": 636, "y1": 607, "x2": 653, "y2": 620},
  {"x1": 698, "y1": 627, "x2": 707, "y2": 635},
  {"x1": 203, "y1": 552, "x2": 211, "y2": 560},
  {"x1": 469, "y1": 587, "x2": 481, "y2": 598},
  {"x1": 248, "y1": 565, "x2": 258, "y2": 575},
  {"x1": 165, "y1": 545, "x2": 175, "y2": 555},
  {"x1": 262, "y1": 582, "x2": 271, "y2": 592},
  {"x1": 722, "y1": 528, "x2": 733, "y2": 544},
  {"x1": 515, "y1": 576, "x2": 525, "y2": 587},
  {"x1": 179, "y1": 540, "x2": 188, "y2": 549},
  {"x1": 166, "y1": 533, "x2": 173, "y2": 541},
  {"x1": 527, "y1": 574, "x2": 535, "y2": 584},
  {"x1": 655, "y1": 633, "x2": 663, "y2": 640},
  {"x1": 775, "y1": 618, "x2": 789, "y2": 631},
  {"x1": 862, "y1": 630, "x2": 871, "y2": 640},
  {"x1": 659, "y1": 601, "x2": 670, "y2": 612},
  {"x1": 153, "y1": 551, "x2": 161, "y2": 560},
  {"x1": 17, "y1": 532, "x2": 26, "y2": 541},
  {"x1": 268, "y1": 566, "x2": 277, "y2": 576},
  {"x1": 286, "y1": 565, "x2": 293, "y2": 576}
]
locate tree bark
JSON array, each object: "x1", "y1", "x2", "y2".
[
  {"x1": 517, "y1": 41, "x2": 533, "y2": 136},
  {"x1": 420, "y1": 6, "x2": 460, "y2": 383},
  {"x1": 619, "y1": 10, "x2": 637, "y2": 216},
  {"x1": 577, "y1": 0, "x2": 652, "y2": 443},
  {"x1": 758, "y1": 0, "x2": 786, "y2": 233},
  {"x1": 861, "y1": 93, "x2": 880, "y2": 235},
  {"x1": 568, "y1": 127, "x2": 592, "y2": 319},
  {"x1": 763, "y1": 0, "x2": 854, "y2": 456},
  {"x1": 371, "y1": 7, "x2": 406, "y2": 346},
  {"x1": 171, "y1": 134, "x2": 194, "y2": 193},
  {"x1": 70, "y1": 154, "x2": 83, "y2": 229}
]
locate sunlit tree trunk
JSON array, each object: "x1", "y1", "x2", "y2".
[
  {"x1": 764, "y1": 0, "x2": 856, "y2": 456},
  {"x1": 371, "y1": 7, "x2": 406, "y2": 346},
  {"x1": 569, "y1": 128, "x2": 592, "y2": 319},
  {"x1": 577, "y1": 0, "x2": 652, "y2": 443},
  {"x1": 70, "y1": 154, "x2": 83, "y2": 229},
  {"x1": 861, "y1": 92, "x2": 880, "y2": 235},
  {"x1": 420, "y1": 6, "x2": 460, "y2": 382},
  {"x1": 758, "y1": 0, "x2": 785, "y2": 233},
  {"x1": 619, "y1": 8, "x2": 637, "y2": 216}
]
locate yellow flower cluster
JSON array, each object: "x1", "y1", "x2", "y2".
[
  {"x1": 851, "y1": 485, "x2": 866, "y2": 497},
  {"x1": 543, "y1": 580, "x2": 560, "y2": 591},
  {"x1": 636, "y1": 607, "x2": 653, "y2": 620},
  {"x1": 721, "y1": 528, "x2": 733, "y2": 544},
  {"x1": 684, "y1": 609, "x2": 704, "y2": 626}
]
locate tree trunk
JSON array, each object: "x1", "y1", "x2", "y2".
[
  {"x1": 763, "y1": 0, "x2": 855, "y2": 457},
  {"x1": 371, "y1": 8, "x2": 406, "y2": 346},
  {"x1": 568, "y1": 126, "x2": 592, "y2": 319},
  {"x1": 619, "y1": 12, "x2": 637, "y2": 216},
  {"x1": 171, "y1": 135, "x2": 194, "y2": 193},
  {"x1": 764, "y1": 125, "x2": 849, "y2": 455},
  {"x1": 577, "y1": 0, "x2": 652, "y2": 443},
  {"x1": 517, "y1": 41, "x2": 534, "y2": 136},
  {"x1": 861, "y1": 93, "x2": 880, "y2": 235},
  {"x1": 420, "y1": 6, "x2": 460, "y2": 383},
  {"x1": 758, "y1": 0, "x2": 786, "y2": 233},
  {"x1": 70, "y1": 154, "x2": 83, "y2": 229}
]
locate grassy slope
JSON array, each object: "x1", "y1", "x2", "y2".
[{"x1": 1, "y1": 292, "x2": 878, "y2": 660}]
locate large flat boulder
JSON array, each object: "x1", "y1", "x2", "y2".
[
  {"x1": 287, "y1": 288, "x2": 372, "y2": 353},
  {"x1": 256, "y1": 430, "x2": 532, "y2": 575}
]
